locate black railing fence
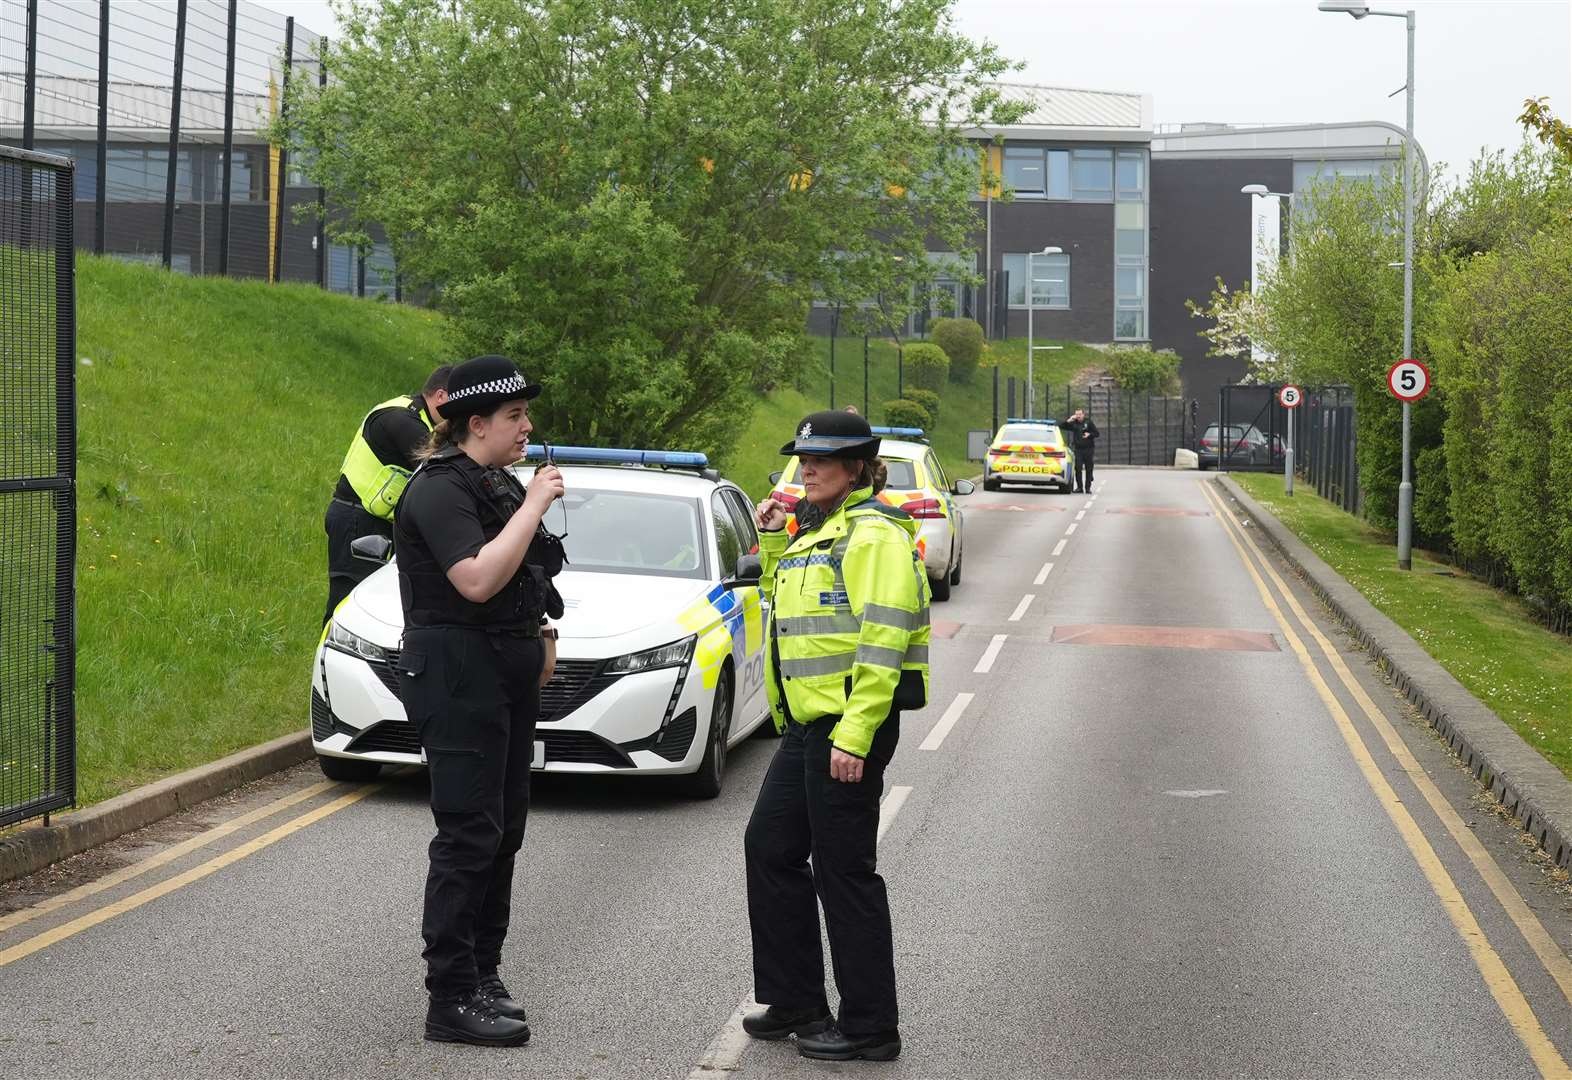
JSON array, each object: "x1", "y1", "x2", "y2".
[{"x1": 0, "y1": 144, "x2": 78, "y2": 827}]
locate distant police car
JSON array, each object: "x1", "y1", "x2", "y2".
[
  {"x1": 770, "y1": 427, "x2": 972, "y2": 601},
  {"x1": 312, "y1": 446, "x2": 772, "y2": 798},
  {"x1": 983, "y1": 419, "x2": 1074, "y2": 493}
]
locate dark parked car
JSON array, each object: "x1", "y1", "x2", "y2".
[{"x1": 1198, "y1": 424, "x2": 1270, "y2": 468}]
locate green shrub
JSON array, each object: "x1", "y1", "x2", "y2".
[
  {"x1": 1414, "y1": 444, "x2": 1452, "y2": 547},
  {"x1": 907, "y1": 388, "x2": 941, "y2": 423},
  {"x1": 931, "y1": 317, "x2": 984, "y2": 384},
  {"x1": 1104, "y1": 346, "x2": 1180, "y2": 394},
  {"x1": 903, "y1": 343, "x2": 949, "y2": 394},
  {"x1": 884, "y1": 398, "x2": 932, "y2": 431}
]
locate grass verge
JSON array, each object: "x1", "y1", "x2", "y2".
[
  {"x1": 71, "y1": 255, "x2": 448, "y2": 805},
  {"x1": 1233, "y1": 473, "x2": 1572, "y2": 780}
]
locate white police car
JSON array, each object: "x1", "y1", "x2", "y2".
[{"x1": 311, "y1": 447, "x2": 773, "y2": 798}]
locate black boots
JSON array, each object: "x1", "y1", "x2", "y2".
[
  {"x1": 796, "y1": 1021, "x2": 902, "y2": 1061},
  {"x1": 477, "y1": 973, "x2": 527, "y2": 1023},
  {"x1": 742, "y1": 1004, "x2": 832, "y2": 1041},
  {"x1": 424, "y1": 991, "x2": 531, "y2": 1047}
]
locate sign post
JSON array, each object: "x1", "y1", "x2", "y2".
[
  {"x1": 1386, "y1": 359, "x2": 1432, "y2": 570},
  {"x1": 1278, "y1": 384, "x2": 1302, "y2": 495}
]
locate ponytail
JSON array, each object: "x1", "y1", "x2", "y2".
[{"x1": 414, "y1": 418, "x2": 465, "y2": 461}]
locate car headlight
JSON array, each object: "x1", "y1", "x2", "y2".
[
  {"x1": 326, "y1": 620, "x2": 394, "y2": 664},
  {"x1": 604, "y1": 635, "x2": 696, "y2": 675}
]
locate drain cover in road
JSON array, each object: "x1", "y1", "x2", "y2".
[
  {"x1": 1049, "y1": 624, "x2": 1279, "y2": 652},
  {"x1": 1164, "y1": 789, "x2": 1229, "y2": 798}
]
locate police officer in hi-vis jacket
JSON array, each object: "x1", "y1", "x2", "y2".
[{"x1": 741, "y1": 410, "x2": 931, "y2": 1063}]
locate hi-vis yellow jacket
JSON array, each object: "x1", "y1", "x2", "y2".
[
  {"x1": 339, "y1": 395, "x2": 433, "y2": 520},
  {"x1": 759, "y1": 486, "x2": 931, "y2": 757}
]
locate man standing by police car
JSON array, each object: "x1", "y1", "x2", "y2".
[
  {"x1": 741, "y1": 410, "x2": 930, "y2": 1063},
  {"x1": 1063, "y1": 407, "x2": 1100, "y2": 494},
  {"x1": 323, "y1": 365, "x2": 451, "y2": 625}
]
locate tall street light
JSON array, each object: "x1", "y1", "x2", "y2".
[
  {"x1": 1319, "y1": 0, "x2": 1418, "y2": 570},
  {"x1": 1242, "y1": 184, "x2": 1294, "y2": 496},
  {"x1": 1025, "y1": 245, "x2": 1063, "y2": 418}
]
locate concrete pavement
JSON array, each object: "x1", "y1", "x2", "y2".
[{"x1": 5, "y1": 470, "x2": 1572, "y2": 1079}]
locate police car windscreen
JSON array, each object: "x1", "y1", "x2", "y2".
[
  {"x1": 538, "y1": 492, "x2": 709, "y2": 579},
  {"x1": 999, "y1": 425, "x2": 1060, "y2": 445},
  {"x1": 882, "y1": 460, "x2": 918, "y2": 489}
]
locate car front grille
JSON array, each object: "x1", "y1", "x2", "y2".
[
  {"x1": 348, "y1": 720, "x2": 422, "y2": 756},
  {"x1": 539, "y1": 729, "x2": 632, "y2": 768},
  {"x1": 368, "y1": 654, "x2": 624, "y2": 724}
]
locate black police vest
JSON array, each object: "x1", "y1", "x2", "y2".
[{"x1": 395, "y1": 448, "x2": 547, "y2": 632}]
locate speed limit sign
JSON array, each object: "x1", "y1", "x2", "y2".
[
  {"x1": 1387, "y1": 359, "x2": 1431, "y2": 402},
  {"x1": 1278, "y1": 385, "x2": 1303, "y2": 409}
]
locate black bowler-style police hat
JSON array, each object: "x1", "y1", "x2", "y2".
[
  {"x1": 779, "y1": 410, "x2": 882, "y2": 460},
  {"x1": 437, "y1": 354, "x2": 542, "y2": 421}
]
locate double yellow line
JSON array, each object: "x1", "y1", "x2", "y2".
[
  {"x1": 1198, "y1": 478, "x2": 1572, "y2": 1078},
  {"x1": 0, "y1": 779, "x2": 379, "y2": 970}
]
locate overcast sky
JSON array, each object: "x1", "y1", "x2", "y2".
[{"x1": 275, "y1": 0, "x2": 1568, "y2": 181}]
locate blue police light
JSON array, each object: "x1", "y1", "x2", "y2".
[
  {"x1": 1005, "y1": 417, "x2": 1061, "y2": 426},
  {"x1": 522, "y1": 445, "x2": 709, "y2": 468},
  {"x1": 871, "y1": 426, "x2": 926, "y2": 438}
]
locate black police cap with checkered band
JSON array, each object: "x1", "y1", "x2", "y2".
[{"x1": 437, "y1": 355, "x2": 542, "y2": 421}]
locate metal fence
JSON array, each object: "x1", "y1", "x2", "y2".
[
  {"x1": 0, "y1": 144, "x2": 78, "y2": 827},
  {"x1": 991, "y1": 373, "x2": 1187, "y2": 466},
  {"x1": 1298, "y1": 385, "x2": 1360, "y2": 515},
  {"x1": 0, "y1": 0, "x2": 397, "y2": 295},
  {"x1": 1215, "y1": 383, "x2": 1289, "y2": 473}
]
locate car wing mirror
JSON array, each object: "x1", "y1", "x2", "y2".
[
  {"x1": 952, "y1": 479, "x2": 975, "y2": 496},
  {"x1": 722, "y1": 553, "x2": 764, "y2": 590},
  {"x1": 350, "y1": 535, "x2": 393, "y2": 564},
  {"x1": 768, "y1": 471, "x2": 783, "y2": 485}
]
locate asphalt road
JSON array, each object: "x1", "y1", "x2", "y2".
[{"x1": 7, "y1": 469, "x2": 1572, "y2": 1079}]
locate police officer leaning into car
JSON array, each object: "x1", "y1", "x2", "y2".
[
  {"x1": 392, "y1": 355, "x2": 565, "y2": 1048},
  {"x1": 741, "y1": 410, "x2": 930, "y2": 1063},
  {"x1": 323, "y1": 365, "x2": 452, "y2": 626}
]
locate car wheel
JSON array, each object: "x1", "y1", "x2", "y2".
[
  {"x1": 949, "y1": 546, "x2": 962, "y2": 586},
  {"x1": 983, "y1": 477, "x2": 1001, "y2": 492},
  {"x1": 928, "y1": 568, "x2": 952, "y2": 602},
  {"x1": 683, "y1": 666, "x2": 732, "y2": 799},
  {"x1": 317, "y1": 754, "x2": 381, "y2": 782}
]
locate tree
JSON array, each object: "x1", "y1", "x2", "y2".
[{"x1": 283, "y1": 0, "x2": 1020, "y2": 463}]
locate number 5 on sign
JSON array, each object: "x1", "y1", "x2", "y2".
[
  {"x1": 1278, "y1": 385, "x2": 1303, "y2": 409},
  {"x1": 1387, "y1": 359, "x2": 1431, "y2": 402}
]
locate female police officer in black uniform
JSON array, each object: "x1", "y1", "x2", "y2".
[{"x1": 393, "y1": 355, "x2": 564, "y2": 1048}]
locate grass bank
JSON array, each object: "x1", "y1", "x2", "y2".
[
  {"x1": 728, "y1": 334, "x2": 1105, "y2": 499},
  {"x1": 1233, "y1": 473, "x2": 1572, "y2": 779},
  {"x1": 73, "y1": 255, "x2": 448, "y2": 804}
]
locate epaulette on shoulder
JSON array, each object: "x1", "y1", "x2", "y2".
[{"x1": 850, "y1": 501, "x2": 912, "y2": 523}]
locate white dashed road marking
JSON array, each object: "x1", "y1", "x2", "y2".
[
  {"x1": 1052, "y1": 538, "x2": 1068, "y2": 557},
  {"x1": 975, "y1": 634, "x2": 1007, "y2": 674},
  {"x1": 1034, "y1": 562, "x2": 1054, "y2": 586},
  {"x1": 920, "y1": 693, "x2": 975, "y2": 751},
  {"x1": 1008, "y1": 594, "x2": 1034, "y2": 622},
  {"x1": 1065, "y1": 523, "x2": 1078, "y2": 536}
]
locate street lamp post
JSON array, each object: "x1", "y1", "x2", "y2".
[
  {"x1": 1320, "y1": 0, "x2": 1417, "y2": 570},
  {"x1": 1025, "y1": 245, "x2": 1063, "y2": 418},
  {"x1": 1241, "y1": 184, "x2": 1294, "y2": 495}
]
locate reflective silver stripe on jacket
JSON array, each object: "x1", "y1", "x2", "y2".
[
  {"x1": 780, "y1": 653, "x2": 856, "y2": 678},
  {"x1": 853, "y1": 643, "x2": 906, "y2": 669},
  {"x1": 861, "y1": 603, "x2": 927, "y2": 631},
  {"x1": 777, "y1": 613, "x2": 861, "y2": 636}
]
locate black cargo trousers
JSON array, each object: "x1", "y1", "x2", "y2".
[
  {"x1": 398, "y1": 626, "x2": 544, "y2": 1001},
  {"x1": 324, "y1": 498, "x2": 392, "y2": 626},
  {"x1": 1074, "y1": 445, "x2": 1095, "y2": 492},
  {"x1": 745, "y1": 713, "x2": 902, "y2": 1035}
]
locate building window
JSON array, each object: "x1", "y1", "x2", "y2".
[
  {"x1": 1116, "y1": 267, "x2": 1145, "y2": 301},
  {"x1": 1115, "y1": 150, "x2": 1145, "y2": 200},
  {"x1": 104, "y1": 148, "x2": 193, "y2": 202},
  {"x1": 1114, "y1": 309, "x2": 1144, "y2": 339},
  {"x1": 1002, "y1": 147, "x2": 1070, "y2": 199},
  {"x1": 1003, "y1": 252, "x2": 1069, "y2": 309},
  {"x1": 1071, "y1": 149, "x2": 1112, "y2": 200},
  {"x1": 1003, "y1": 147, "x2": 1044, "y2": 195}
]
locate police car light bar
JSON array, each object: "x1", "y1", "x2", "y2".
[
  {"x1": 1005, "y1": 417, "x2": 1061, "y2": 425},
  {"x1": 871, "y1": 426, "x2": 926, "y2": 438},
  {"x1": 522, "y1": 445, "x2": 710, "y2": 469}
]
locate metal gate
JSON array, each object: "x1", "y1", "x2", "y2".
[
  {"x1": 1214, "y1": 384, "x2": 1289, "y2": 473},
  {"x1": 0, "y1": 146, "x2": 78, "y2": 827},
  {"x1": 1298, "y1": 386, "x2": 1360, "y2": 515}
]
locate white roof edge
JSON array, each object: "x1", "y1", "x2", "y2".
[
  {"x1": 962, "y1": 125, "x2": 1151, "y2": 143},
  {"x1": 1141, "y1": 94, "x2": 1155, "y2": 134},
  {"x1": 1151, "y1": 119, "x2": 1418, "y2": 155}
]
